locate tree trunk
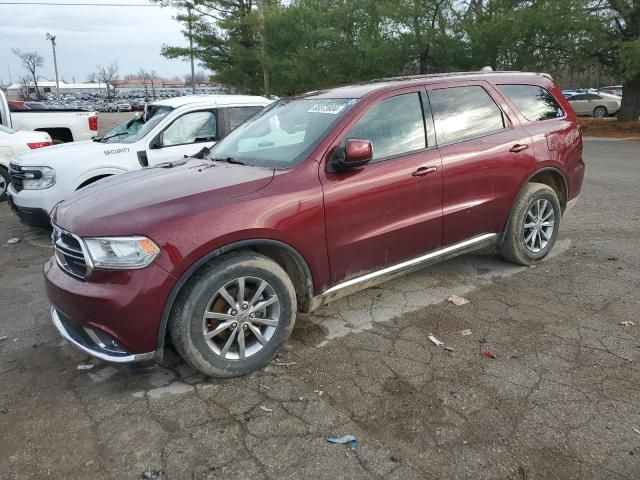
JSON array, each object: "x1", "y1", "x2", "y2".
[{"x1": 617, "y1": 75, "x2": 640, "y2": 122}]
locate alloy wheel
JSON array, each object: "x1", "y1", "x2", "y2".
[
  {"x1": 523, "y1": 199, "x2": 555, "y2": 253},
  {"x1": 0, "y1": 176, "x2": 6, "y2": 197},
  {"x1": 202, "y1": 276, "x2": 280, "y2": 360}
]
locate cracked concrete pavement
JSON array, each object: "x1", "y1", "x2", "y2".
[{"x1": 1, "y1": 139, "x2": 639, "y2": 479}]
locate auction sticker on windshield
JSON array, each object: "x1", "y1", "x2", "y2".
[{"x1": 308, "y1": 104, "x2": 346, "y2": 114}]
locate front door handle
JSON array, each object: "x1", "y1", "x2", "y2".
[
  {"x1": 509, "y1": 144, "x2": 529, "y2": 153},
  {"x1": 412, "y1": 166, "x2": 437, "y2": 177}
]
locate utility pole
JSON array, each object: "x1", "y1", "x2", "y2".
[
  {"x1": 257, "y1": 0, "x2": 269, "y2": 96},
  {"x1": 187, "y1": 3, "x2": 196, "y2": 94},
  {"x1": 45, "y1": 33, "x2": 60, "y2": 100}
]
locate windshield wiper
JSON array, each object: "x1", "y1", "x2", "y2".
[
  {"x1": 210, "y1": 156, "x2": 246, "y2": 166},
  {"x1": 99, "y1": 132, "x2": 129, "y2": 143}
]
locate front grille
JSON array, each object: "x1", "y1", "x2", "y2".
[
  {"x1": 8, "y1": 163, "x2": 23, "y2": 192},
  {"x1": 52, "y1": 225, "x2": 90, "y2": 279}
]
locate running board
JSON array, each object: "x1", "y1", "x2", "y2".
[{"x1": 320, "y1": 233, "x2": 498, "y2": 304}]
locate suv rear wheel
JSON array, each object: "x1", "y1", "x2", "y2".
[
  {"x1": 169, "y1": 252, "x2": 297, "y2": 377},
  {"x1": 498, "y1": 182, "x2": 561, "y2": 266}
]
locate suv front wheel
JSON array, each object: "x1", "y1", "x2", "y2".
[
  {"x1": 169, "y1": 252, "x2": 297, "y2": 377},
  {"x1": 498, "y1": 182, "x2": 561, "y2": 265}
]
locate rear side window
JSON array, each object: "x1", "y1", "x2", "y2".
[
  {"x1": 499, "y1": 84, "x2": 564, "y2": 121},
  {"x1": 347, "y1": 92, "x2": 426, "y2": 162},
  {"x1": 228, "y1": 106, "x2": 264, "y2": 130},
  {"x1": 429, "y1": 86, "x2": 505, "y2": 145}
]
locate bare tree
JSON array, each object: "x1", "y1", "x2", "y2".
[
  {"x1": 12, "y1": 49, "x2": 44, "y2": 99},
  {"x1": 149, "y1": 69, "x2": 158, "y2": 100},
  {"x1": 97, "y1": 62, "x2": 119, "y2": 101},
  {"x1": 183, "y1": 70, "x2": 208, "y2": 88},
  {"x1": 138, "y1": 67, "x2": 150, "y2": 101},
  {"x1": 17, "y1": 76, "x2": 32, "y2": 101},
  {"x1": 86, "y1": 72, "x2": 98, "y2": 83}
]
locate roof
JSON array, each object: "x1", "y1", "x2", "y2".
[
  {"x1": 152, "y1": 94, "x2": 272, "y2": 108},
  {"x1": 303, "y1": 71, "x2": 549, "y2": 99}
]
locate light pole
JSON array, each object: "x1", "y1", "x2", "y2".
[
  {"x1": 45, "y1": 33, "x2": 60, "y2": 100},
  {"x1": 186, "y1": 2, "x2": 196, "y2": 94}
]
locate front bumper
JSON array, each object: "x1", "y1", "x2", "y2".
[
  {"x1": 7, "y1": 194, "x2": 50, "y2": 228},
  {"x1": 44, "y1": 257, "x2": 176, "y2": 359},
  {"x1": 51, "y1": 307, "x2": 155, "y2": 363}
]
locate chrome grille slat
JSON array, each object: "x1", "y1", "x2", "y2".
[{"x1": 52, "y1": 224, "x2": 89, "y2": 279}]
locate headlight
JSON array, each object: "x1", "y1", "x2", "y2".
[
  {"x1": 84, "y1": 236, "x2": 160, "y2": 270},
  {"x1": 20, "y1": 166, "x2": 56, "y2": 190}
]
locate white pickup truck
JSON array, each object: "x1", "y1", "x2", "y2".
[
  {"x1": 0, "y1": 90, "x2": 98, "y2": 143},
  {"x1": 7, "y1": 94, "x2": 271, "y2": 226}
]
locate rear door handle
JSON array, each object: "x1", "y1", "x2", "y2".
[
  {"x1": 509, "y1": 144, "x2": 529, "y2": 153},
  {"x1": 412, "y1": 166, "x2": 437, "y2": 177}
]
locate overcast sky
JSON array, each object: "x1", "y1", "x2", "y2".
[{"x1": 0, "y1": 0, "x2": 193, "y2": 85}]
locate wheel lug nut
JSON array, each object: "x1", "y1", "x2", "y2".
[
  {"x1": 231, "y1": 322, "x2": 237, "y2": 328},
  {"x1": 242, "y1": 302, "x2": 248, "y2": 310},
  {"x1": 249, "y1": 313, "x2": 255, "y2": 318},
  {"x1": 242, "y1": 323, "x2": 248, "y2": 330},
  {"x1": 231, "y1": 310, "x2": 237, "y2": 316}
]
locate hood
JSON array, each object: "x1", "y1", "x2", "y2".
[
  {"x1": 52, "y1": 159, "x2": 275, "y2": 236},
  {"x1": 13, "y1": 140, "x2": 117, "y2": 165}
]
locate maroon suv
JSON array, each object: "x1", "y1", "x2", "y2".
[{"x1": 45, "y1": 72, "x2": 584, "y2": 377}]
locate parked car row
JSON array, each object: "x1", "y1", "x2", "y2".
[
  {"x1": 561, "y1": 86, "x2": 623, "y2": 117},
  {"x1": 5, "y1": 72, "x2": 585, "y2": 379}
]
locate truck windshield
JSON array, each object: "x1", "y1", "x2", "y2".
[
  {"x1": 99, "y1": 105, "x2": 174, "y2": 144},
  {"x1": 207, "y1": 98, "x2": 357, "y2": 168}
]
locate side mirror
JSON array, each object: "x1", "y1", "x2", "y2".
[{"x1": 330, "y1": 139, "x2": 373, "y2": 171}]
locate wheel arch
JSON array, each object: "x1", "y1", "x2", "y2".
[
  {"x1": 155, "y1": 239, "x2": 315, "y2": 360},
  {"x1": 76, "y1": 174, "x2": 112, "y2": 190},
  {"x1": 498, "y1": 166, "x2": 568, "y2": 243}
]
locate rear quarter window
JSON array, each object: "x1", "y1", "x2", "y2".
[{"x1": 499, "y1": 84, "x2": 564, "y2": 121}]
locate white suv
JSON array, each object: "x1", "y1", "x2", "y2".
[{"x1": 7, "y1": 95, "x2": 271, "y2": 226}]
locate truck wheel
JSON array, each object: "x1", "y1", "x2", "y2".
[
  {"x1": 169, "y1": 252, "x2": 297, "y2": 378},
  {"x1": 498, "y1": 182, "x2": 561, "y2": 266},
  {"x1": 0, "y1": 167, "x2": 9, "y2": 201},
  {"x1": 593, "y1": 106, "x2": 607, "y2": 118}
]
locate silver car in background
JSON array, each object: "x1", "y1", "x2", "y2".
[{"x1": 567, "y1": 92, "x2": 621, "y2": 117}]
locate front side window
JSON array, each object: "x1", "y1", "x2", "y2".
[
  {"x1": 429, "y1": 86, "x2": 505, "y2": 145},
  {"x1": 161, "y1": 110, "x2": 217, "y2": 147},
  {"x1": 347, "y1": 92, "x2": 426, "y2": 162},
  {"x1": 228, "y1": 106, "x2": 265, "y2": 130},
  {"x1": 208, "y1": 98, "x2": 356, "y2": 169},
  {"x1": 499, "y1": 84, "x2": 564, "y2": 121}
]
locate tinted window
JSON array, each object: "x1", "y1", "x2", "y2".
[
  {"x1": 228, "y1": 106, "x2": 264, "y2": 130},
  {"x1": 585, "y1": 94, "x2": 601, "y2": 100},
  {"x1": 568, "y1": 94, "x2": 585, "y2": 101},
  {"x1": 499, "y1": 85, "x2": 564, "y2": 121},
  {"x1": 348, "y1": 93, "x2": 426, "y2": 161},
  {"x1": 429, "y1": 86, "x2": 505, "y2": 144}
]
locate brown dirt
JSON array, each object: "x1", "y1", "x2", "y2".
[{"x1": 579, "y1": 117, "x2": 640, "y2": 138}]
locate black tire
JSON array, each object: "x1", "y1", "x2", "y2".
[
  {"x1": 498, "y1": 182, "x2": 561, "y2": 266},
  {"x1": 169, "y1": 251, "x2": 297, "y2": 378},
  {"x1": 0, "y1": 166, "x2": 10, "y2": 202},
  {"x1": 593, "y1": 106, "x2": 607, "y2": 118}
]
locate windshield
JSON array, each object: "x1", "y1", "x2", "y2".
[
  {"x1": 207, "y1": 98, "x2": 357, "y2": 168},
  {"x1": 100, "y1": 104, "x2": 174, "y2": 144},
  {"x1": 0, "y1": 125, "x2": 16, "y2": 134}
]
